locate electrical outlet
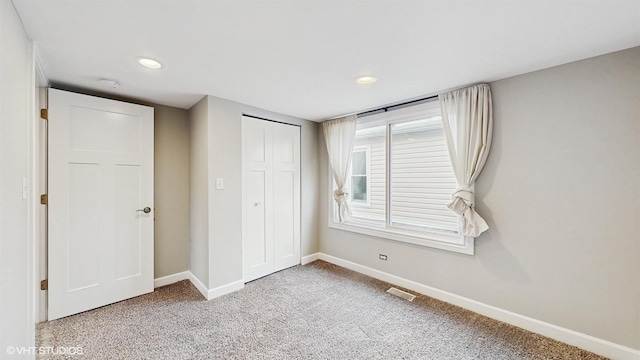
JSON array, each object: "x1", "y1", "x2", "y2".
[{"x1": 379, "y1": 254, "x2": 388, "y2": 261}]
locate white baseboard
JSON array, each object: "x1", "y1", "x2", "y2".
[
  {"x1": 207, "y1": 280, "x2": 244, "y2": 300},
  {"x1": 187, "y1": 272, "x2": 210, "y2": 300},
  {"x1": 154, "y1": 271, "x2": 190, "y2": 288},
  {"x1": 185, "y1": 272, "x2": 244, "y2": 301},
  {"x1": 317, "y1": 253, "x2": 640, "y2": 360},
  {"x1": 301, "y1": 252, "x2": 320, "y2": 265}
]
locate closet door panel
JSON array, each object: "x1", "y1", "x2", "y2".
[{"x1": 242, "y1": 117, "x2": 300, "y2": 282}]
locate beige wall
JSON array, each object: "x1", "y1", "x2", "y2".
[
  {"x1": 154, "y1": 105, "x2": 190, "y2": 278},
  {"x1": 188, "y1": 97, "x2": 210, "y2": 285},
  {"x1": 319, "y1": 47, "x2": 640, "y2": 349},
  {"x1": 0, "y1": 0, "x2": 35, "y2": 351}
]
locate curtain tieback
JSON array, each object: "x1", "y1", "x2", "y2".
[
  {"x1": 333, "y1": 188, "x2": 352, "y2": 223},
  {"x1": 333, "y1": 188, "x2": 349, "y2": 206},
  {"x1": 448, "y1": 185, "x2": 474, "y2": 215},
  {"x1": 448, "y1": 185, "x2": 489, "y2": 237}
]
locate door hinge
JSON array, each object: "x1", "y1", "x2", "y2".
[
  {"x1": 40, "y1": 109, "x2": 48, "y2": 120},
  {"x1": 40, "y1": 279, "x2": 48, "y2": 291},
  {"x1": 40, "y1": 194, "x2": 48, "y2": 205}
]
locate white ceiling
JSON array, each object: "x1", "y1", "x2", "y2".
[{"x1": 12, "y1": 0, "x2": 640, "y2": 121}]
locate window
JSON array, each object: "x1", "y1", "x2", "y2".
[
  {"x1": 349, "y1": 127, "x2": 385, "y2": 221},
  {"x1": 329, "y1": 100, "x2": 473, "y2": 254},
  {"x1": 350, "y1": 147, "x2": 369, "y2": 204}
]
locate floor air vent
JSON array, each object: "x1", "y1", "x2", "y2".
[{"x1": 386, "y1": 287, "x2": 416, "y2": 301}]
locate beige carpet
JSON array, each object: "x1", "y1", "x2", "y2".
[{"x1": 37, "y1": 261, "x2": 606, "y2": 359}]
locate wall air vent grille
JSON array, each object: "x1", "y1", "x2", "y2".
[{"x1": 386, "y1": 287, "x2": 416, "y2": 301}]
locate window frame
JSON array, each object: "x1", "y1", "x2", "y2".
[{"x1": 327, "y1": 100, "x2": 475, "y2": 255}]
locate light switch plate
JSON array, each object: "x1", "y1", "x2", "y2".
[{"x1": 215, "y1": 178, "x2": 224, "y2": 190}]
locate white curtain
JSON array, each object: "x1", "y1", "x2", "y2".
[
  {"x1": 439, "y1": 84, "x2": 493, "y2": 237},
  {"x1": 322, "y1": 115, "x2": 357, "y2": 223}
]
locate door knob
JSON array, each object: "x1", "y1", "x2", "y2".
[{"x1": 137, "y1": 207, "x2": 151, "y2": 214}]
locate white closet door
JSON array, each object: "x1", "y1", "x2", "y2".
[
  {"x1": 242, "y1": 116, "x2": 300, "y2": 282},
  {"x1": 48, "y1": 89, "x2": 154, "y2": 320},
  {"x1": 242, "y1": 117, "x2": 275, "y2": 282},
  {"x1": 272, "y1": 124, "x2": 300, "y2": 272}
]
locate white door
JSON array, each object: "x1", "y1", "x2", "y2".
[
  {"x1": 48, "y1": 89, "x2": 154, "y2": 320},
  {"x1": 242, "y1": 116, "x2": 300, "y2": 282}
]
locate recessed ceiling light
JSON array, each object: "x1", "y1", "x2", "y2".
[
  {"x1": 137, "y1": 57, "x2": 162, "y2": 69},
  {"x1": 355, "y1": 74, "x2": 377, "y2": 85},
  {"x1": 98, "y1": 79, "x2": 119, "y2": 88}
]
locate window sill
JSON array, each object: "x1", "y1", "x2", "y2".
[{"x1": 328, "y1": 219, "x2": 474, "y2": 255}]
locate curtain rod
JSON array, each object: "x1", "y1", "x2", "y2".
[
  {"x1": 345, "y1": 82, "x2": 485, "y2": 120},
  {"x1": 242, "y1": 113, "x2": 301, "y2": 127},
  {"x1": 357, "y1": 94, "x2": 439, "y2": 118}
]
